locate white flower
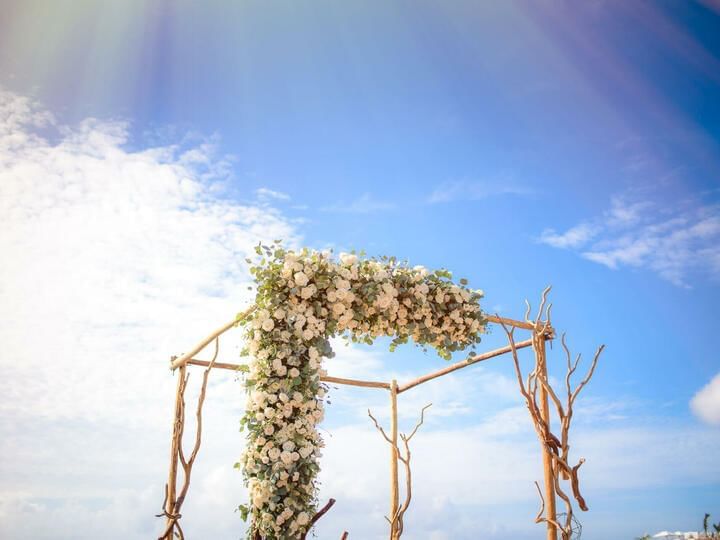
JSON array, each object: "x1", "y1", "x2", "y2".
[
  {"x1": 289, "y1": 367, "x2": 300, "y2": 378},
  {"x1": 294, "y1": 271, "x2": 309, "y2": 287},
  {"x1": 300, "y1": 285, "x2": 315, "y2": 299},
  {"x1": 282, "y1": 441, "x2": 296, "y2": 451},
  {"x1": 297, "y1": 512, "x2": 310, "y2": 526},
  {"x1": 262, "y1": 318, "x2": 275, "y2": 332},
  {"x1": 339, "y1": 252, "x2": 358, "y2": 265}
]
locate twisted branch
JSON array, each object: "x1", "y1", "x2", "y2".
[
  {"x1": 368, "y1": 403, "x2": 431, "y2": 538},
  {"x1": 498, "y1": 288, "x2": 604, "y2": 540},
  {"x1": 158, "y1": 337, "x2": 219, "y2": 539}
]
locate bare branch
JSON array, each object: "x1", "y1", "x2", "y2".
[
  {"x1": 502, "y1": 289, "x2": 604, "y2": 539},
  {"x1": 367, "y1": 409, "x2": 393, "y2": 445},
  {"x1": 405, "y1": 403, "x2": 432, "y2": 442},
  {"x1": 368, "y1": 403, "x2": 431, "y2": 538},
  {"x1": 300, "y1": 498, "x2": 336, "y2": 540},
  {"x1": 159, "y1": 338, "x2": 221, "y2": 538}
]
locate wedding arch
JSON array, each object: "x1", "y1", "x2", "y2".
[{"x1": 157, "y1": 245, "x2": 604, "y2": 540}]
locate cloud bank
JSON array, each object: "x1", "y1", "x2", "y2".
[
  {"x1": 538, "y1": 194, "x2": 720, "y2": 287},
  {"x1": 0, "y1": 86, "x2": 298, "y2": 539}
]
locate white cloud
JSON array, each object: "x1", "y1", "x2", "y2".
[
  {"x1": 691, "y1": 372, "x2": 720, "y2": 426},
  {"x1": 321, "y1": 193, "x2": 395, "y2": 213},
  {"x1": 538, "y1": 193, "x2": 720, "y2": 287},
  {"x1": 255, "y1": 187, "x2": 290, "y2": 201},
  {"x1": 539, "y1": 223, "x2": 599, "y2": 249},
  {"x1": 0, "y1": 87, "x2": 298, "y2": 538},
  {"x1": 427, "y1": 180, "x2": 531, "y2": 204}
]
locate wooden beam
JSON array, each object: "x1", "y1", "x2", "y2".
[
  {"x1": 171, "y1": 310, "x2": 549, "y2": 371},
  {"x1": 170, "y1": 307, "x2": 255, "y2": 370},
  {"x1": 184, "y1": 333, "x2": 551, "y2": 395},
  {"x1": 184, "y1": 358, "x2": 392, "y2": 389},
  {"x1": 322, "y1": 375, "x2": 391, "y2": 390},
  {"x1": 396, "y1": 338, "x2": 535, "y2": 394},
  {"x1": 485, "y1": 314, "x2": 553, "y2": 334}
]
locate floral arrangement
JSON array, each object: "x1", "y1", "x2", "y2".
[{"x1": 236, "y1": 244, "x2": 487, "y2": 539}]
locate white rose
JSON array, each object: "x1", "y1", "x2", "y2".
[
  {"x1": 339, "y1": 253, "x2": 358, "y2": 265},
  {"x1": 297, "y1": 512, "x2": 310, "y2": 526},
  {"x1": 300, "y1": 285, "x2": 315, "y2": 299},
  {"x1": 262, "y1": 318, "x2": 275, "y2": 332},
  {"x1": 282, "y1": 441, "x2": 296, "y2": 451},
  {"x1": 294, "y1": 271, "x2": 309, "y2": 287}
]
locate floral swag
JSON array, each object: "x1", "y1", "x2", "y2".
[{"x1": 236, "y1": 244, "x2": 487, "y2": 539}]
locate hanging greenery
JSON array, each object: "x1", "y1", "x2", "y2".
[{"x1": 236, "y1": 243, "x2": 487, "y2": 539}]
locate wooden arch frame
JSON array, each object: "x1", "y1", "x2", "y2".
[{"x1": 159, "y1": 292, "x2": 600, "y2": 540}]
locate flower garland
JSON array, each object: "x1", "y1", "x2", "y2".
[{"x1": 237, "y1": 245, "x2": 487, "y2": 539}]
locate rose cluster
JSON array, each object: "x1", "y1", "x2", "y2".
[{"x1": 237, "y1": 246, "x2": 486, "y2": 539}]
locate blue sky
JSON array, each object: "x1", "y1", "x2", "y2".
[{"x1": 1, "y1": 1, "x2": 719, "y2": 539}]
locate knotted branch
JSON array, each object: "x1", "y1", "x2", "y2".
[
  {"x1": 499, "y1": 288, "x2": 604, "y2": 540},
  {"x1": 158, "y1": 337, "x2": 219, "y2": 539}
]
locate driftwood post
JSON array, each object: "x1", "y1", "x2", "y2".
[
  {"x1": 389, "y1": 379, "x2": 400, "y2": 539},
  {"x1": 535, "y1": 331, "x2": 558, "y2": 540},
  {"x1": 165, "y1": 363, "x2": 186, "y2": 538}
]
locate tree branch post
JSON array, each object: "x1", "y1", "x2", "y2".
[
  {"x1": 164, "y1": 362, "x2": 186, "y2": 539},
  {"x1": 389, "y1": 379, "x2": 400, "y2": 539},
  {"x1": 535, "y1": 333, "x2": 558, "y2": 540}
]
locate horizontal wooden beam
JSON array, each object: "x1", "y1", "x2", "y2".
[
  {"x1": 322, "y1": 375, "x2": 391, "y2": 390},
  {"x1": 396, "y1": 337, "x2": 535, "y2": 394},
  {"x1": 185, "y1": 334, "x2": 547, "y2": 394},
  {"x1": 485, "y1": 314, "x2": 553, "y2": 334},
  {"x1": 184, "y1": 358, "x2": 391, "y2": 390},
  {"x1": 171, "y1": 310, "x2": 550, "y2": 371},
  {"x1": 170, "y1": 307, "x2": 255, "y2": 370},
  {"x1": 185, "y1": 358, "x2": 246, "y2": 371}
]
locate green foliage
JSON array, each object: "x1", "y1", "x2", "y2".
[{"x1": 236, "y1": 243, "x2": 488, "y2": 539}]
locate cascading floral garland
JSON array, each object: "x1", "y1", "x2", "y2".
[{"x1": 236, "y1": 244, "x2": 487, "y2": 539}]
